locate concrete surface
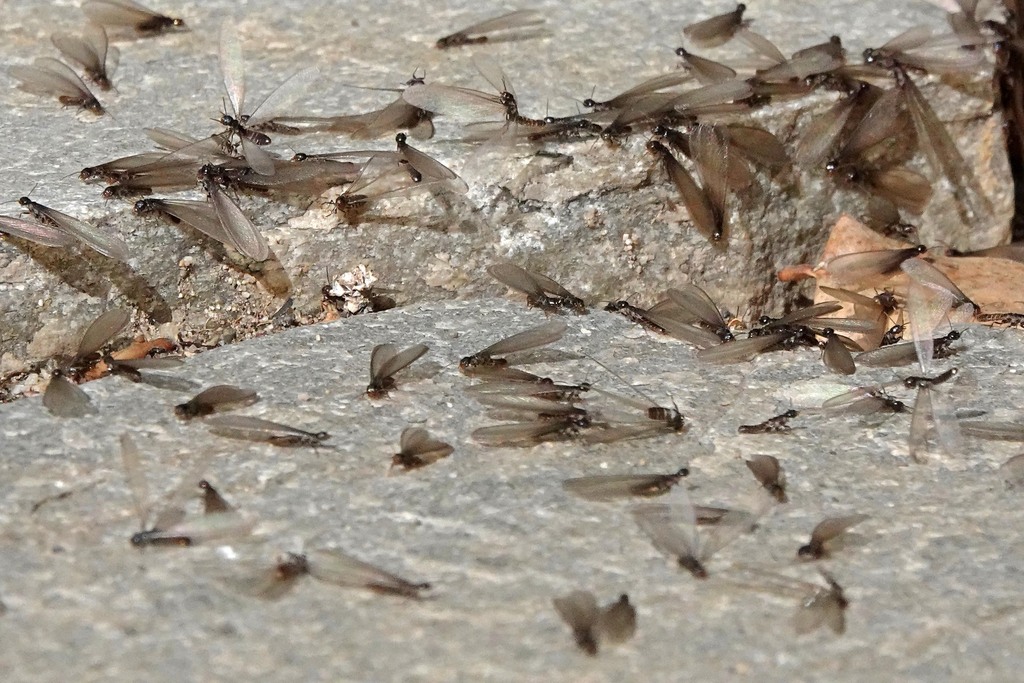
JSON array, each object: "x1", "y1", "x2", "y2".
[
  {"x1": 0, "y1": 0, "x2": 1013, "y2": 381},
  {"x1": 1, "y1": 299, "x2": 1024, "y2": 682},
  {"x1": 3, "y1": 1, "x2": 1024, "y2": 681}
]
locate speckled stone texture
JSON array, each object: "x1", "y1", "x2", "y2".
[
  {"x1": 1, "y1": 298, "x2": 1024, "y2": 681},
  {"x1": 0, "y1": 0, "x2": 1013, "y2": 382}
]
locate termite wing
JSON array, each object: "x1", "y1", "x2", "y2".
[
  {"x1": 391, "y1": 427, "x2": 454, "y2": 471},
  {"x1": 366, "y1": 343, "x2": 430, "y2": 398},
  {"x1": 488, "y1": 263, "x2": 586, "y2": 314},
  {"x1": 552, "y1": 591, "x2": 636, "y2": 656},
  {"x1": 9, "y1": 57, "x2": 104, "y2": 114},
  {"x1": 459, "y1": 321, "x2": 567, "y2": 374},
  {"x1": 959, "y1": 421, "x2": 1024, "y2": 441},
  {"x1": 436, "y1": 9, "x2": 547, "y2": 49},
  {"x1": 631, "y1": 489, "x2": 774, "y2": 579},
  {"x1": 196, "y1": 164, "x2": 271, "y2": 261},
  {"x1": 43, "y1": 309, "x2": 130, "y2": 417},
  {"x1": 582, "y1": 71, "x2": 691, "y2": 112},
  {"x1": 798, "y1": 514, "x2": 870, "y2": 560},
  {"x1": 823, "y1": 244, "x2": 927, "y2": 291},
  {"x1": 472, "y1": 402, "x2": 594, "y2": 447},
  {"x1": 82, "y1": 1, "x2": 187, "y2": 35},
  {"x1": 904, "y1": 367, "x2": 963, "y2": 463},
  {"x1": 745, "y1": 455, "x2": 788, "y2": 503},
  {"x1": 265, "y1": 74, "x2": 435, "y2": 140},
  {"x1": 218, "y1": 22, "x2": 320, "y2": 175},
  {"x1": 120, "y1": 433, "x2": 254, "y2": 547},
  {"x1": 646, "y1": 125, "x2": 730, "y2": 246},
  {"x1": 205, "y1": 415, "x2": 331, "y2": 448},
  {"x1": 175, "y1": 385, "x2": 260, "y2": 419},
  {"x1": 230, "y1": 549, "x2": 430, "y2": 600},
  {"x1": 900, "y1": 257, "x2": 976, "y2": 371},
  {"x1": 857, "y1": 330, "x2": 961, "y2": 368},
  {"x1": 0, "y1": 213, "x2": 76, "y2": 248},
  {"x1": 723, "y1": 565, "x2": 850, "y2": 635},
  {"x1": 16, "y1": 195, "x2": 129, "y2": 262},
  {"x1": 561, "y1": 467, "x2": 689, "y2": 501},
  {"x1": 682, "y1": 3, "x2": 748, "y2": 48},
  {"x1": 52, "y1": 23, "x2": 117, "y2": 91}
]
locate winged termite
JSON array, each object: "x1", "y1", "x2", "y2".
[
  {"x1": 823, "y1": 244, "x2": 926, "y2": 290},
  {"x1": 82, "y1": 0, "x2": 186, "y2": 35},
  {"x1": 17, "y1": 195, "x2": 129, "y2": 262},
  {"x1": 646, "y1": 135, "x2": 727, "y2": 245},
  {"x1": 819, "y1": 384, "x2": 907, "y2": 415},
  {"x1": 754, "y1": 36, "x2": 846, "y2": 83},
  {"x1": 675, "y1": 47, "x2": 738, "y2": 84},
  {"x1": 726, "y1": 565, "x2": 850, "y2": 635},
  {"x1": 43, "y1": 371, "x2": 98, "y2": 418},
  {"x1": 52, "y1": 24, "x2": 117, "y2": 91},
  {"x1": 600, "y1": 78, "x2": 753, "y2": 140},
  {"x1": 900, "y1": 257, "x2": 976, "y2": 314},
  {"x1": 366, "y1": 343, "x2": 430, "y2": 398},
  {"x1": 466, "y1": 372, "x2": 590, "y2": 402},
  {"x1": 582, "y1": 71, "x2": 691, "y2": 112},
  {"x1": 196, "y1": 164, "x2": 270, "y2": 261},
  {"x1": 391, "y1": 427, "x2": 454, "y2": 471},
  {"x1": 394, "y1": 133, "x2": 468, "y2": 193},
  {"x1": 603, "y1": 300, "x2": 671, "y2": 335},
  {"x1": 862, "y1": 25, "x2": 986, "y2": 74},
  {"x1": 436, "y1": 9, "x2": 546, "y2": 49},
  {"x1": 80, "y1": 152, "x2": 175, "y2": 183},
  {"x1": 864, "y1": 196, "x2": 918, "y2": 240},
  {"x1": 794, "y1": 81, "x2": 874, "y2": 167},
  {"x1": 666, "y1": 285, "x2": 735, "y2": 341},
  {"x1": 561, "y1": 468, "x2": 689, "y2": 501},
  {"x1": 42, "y1": 309, "x2": 130, "y2": 417},
  {"x1": 682, "y1": 3, "x2": 748, "y2": 48},
  {"x1": 633, "y1": 300, "x2": 724, "y2": 348},
  {"x1": 134, "y1": 197, "x2": 236, "y2": 251},
  {"x1": 745, "y1": 455, "x2": 788, "y2": 503},
  {"x1": 174, "y1": 385, "x2": 260, "y2": 419},
  {"x1": 0, "y1": 213, "x2": 76, "y2": 248},
  {"x1": 472, "y1": 411, "x2": 594, "y2": 447},
  {"x1": 239, "y1": 550, "x2": 430, "y2": 600},
  {"x1": 218, "y1": 23, "x2": 320, "y2": 176},
  {"x1": 857, "y1": 330, "x2": 961, "y2": 368},
  {"x1": 798, "y1": 514, "x2": 870, "y2": 560},
  {"x1": 265, "y1": 74, "x2": 435, "y2": 140},
  {"x1": 553, "y1": 591, "x2": 636, "y2": 656},
  {"x1": 487, "y1": 263, "x2": 586, "y2": 314},
  {"x1": 120, "y1": 434, "x2": 253, "y2": 547},
  {"x1": 820, "y1": 328, "x2": 858, "y2": 375},
  {"x1": 901, "y1": 261, "x2": 972, "y2": 372},
  {"x1": 893, "y1": 68, "x2": 990, "y2": 217},
  {"x1": 9, "y1": 57, "x2": 104, "y2": 114},
  {"x1": 459, "y1": 321, "x2": 567, "y2": 374},
  {"x1": 905, "y1": 367, "x2": 962, "y2": 462},
  {"x1": 105, "y1": 355, "x2": 196, "y2": 393},
  {"x1": 738, "y1": 409, "x2": 799, "y2": 434},
  {"x1": 696, "y1": 331, "x2": 789, "y2": 363},
  {"x1": 631, "y1": 493, "x2": 768, "y2": 579},
  {"x1": 205, "y1": 415, "x2": 331, "y2": 447}
]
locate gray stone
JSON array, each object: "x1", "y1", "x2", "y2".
[
  {"x1": 0, "y1": 0, "x2": 1013, "y2": 385},
  {"x1": 1, "y1": 298, "x2": 1024, "y2": 681}
]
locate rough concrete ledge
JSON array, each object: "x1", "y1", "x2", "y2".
[
  {"x1": 1, "y1": 299, "x2": 1023, "y2": 681},
  {"x1": 0, "y1": 0, "x2": 1013, "y2": 380}
]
